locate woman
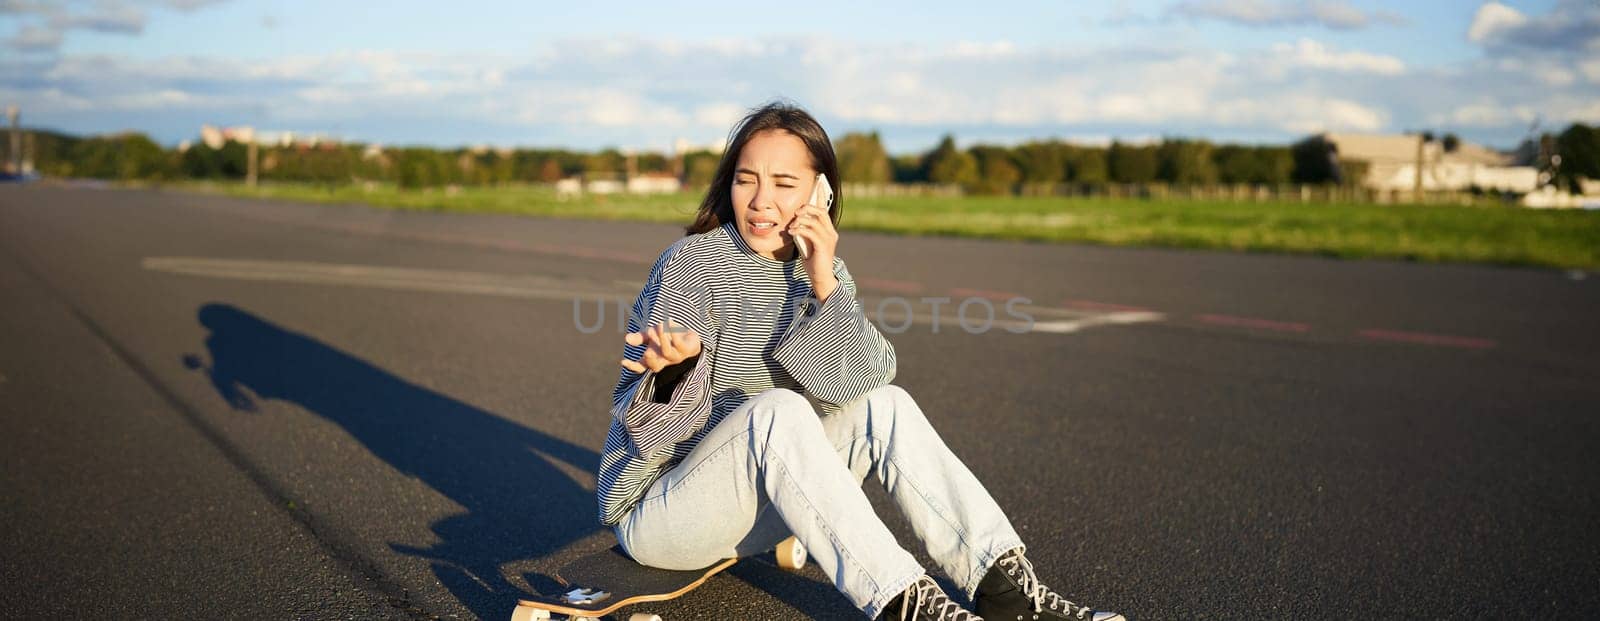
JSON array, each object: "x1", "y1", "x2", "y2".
[{"x1": 599, "y1": 102, "x2": 1123, "y2": 621}]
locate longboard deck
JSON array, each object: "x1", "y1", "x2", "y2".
[{"x1": 514, "y1": 546, "x2": 736, "y2": 618}]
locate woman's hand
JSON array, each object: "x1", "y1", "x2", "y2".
[
  {"x1": 620, "y1": 318, "x2": 702, "y2": 375},
  {"x1": 787, "y1": 201, "x2": 840, "y2": 302}
]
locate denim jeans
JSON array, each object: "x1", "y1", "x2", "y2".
[{"x1": 614, "y1": 384, "x2": 1025, "y2": 619}]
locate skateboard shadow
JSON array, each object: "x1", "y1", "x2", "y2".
[{"x1": 188, "y1": 303, "x2": 603, "y2": 619}]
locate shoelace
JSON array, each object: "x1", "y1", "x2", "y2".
[
  {"x1": 999, "y1": 553, "x2": 1092, "y2": 619},
  {"x1": 899, "y1": 576, "x2": 980, "y2": 621}
]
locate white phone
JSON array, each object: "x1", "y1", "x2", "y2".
[{"x1": 797, "y1": 173, "x2": 832, "y2": 259}]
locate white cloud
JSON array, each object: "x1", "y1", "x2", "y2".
[
  {"x1": 1451, "y1": 0, "x2": 1600, "y2": 135},
  {"x1": 1432, "y1": 101, "x2": 1538, "y2": 127},
  {"x1": 163, "y1": 0, "x2": 226, "y2": 10},
  {"x1": 1467, "y1": 2, "x2": 1526, "y2": 44},
  {"x1": 1468, "y1": 0, "x2": 1600, "y2": 51},
  {"x1": 1211, "y1": 95, "x2": 1386, "y2": 132},
  {"x1": 101, "y1": 88, "x2": 219, "y2": 109},
  {"x1": 1535, "y1": 66, "x2": 1576, "y2": 87},
  {"x1": 0, "y1": 0, "x2": 55, "y2": 15},
  {"x1": 0, "y1": 0, "x2": 232, "y2": 53},
  {"x1": 692, "y1": 103, "x2": 745, "y2": 129},
  {"x1": 1546, "y1": 97, "x2": 1600, "y2": 123},
  {"x1": 1306, "y1": 98, "x2": 1388, "y2": 132},
  {"x1": 1436, "y1": 96, "x2": 1595, "y2": 128},
  {"x1": 1582, "y1": 58, "x2": 1600, "y2": 84},
  {"x1": 948, "y1": 40, "x2": 1018, "y2": 59},
  {"x1": 49, "y1": 7, "x2": 144, "y2": 34},
  {"x1": 1168, "y1": 0, "x2": 1405, "y2": 30},
  {"x1": 5, "y1": 25, "x2": 61, "y2": 51},
  {"x1": 3, "y1": 33, "x2": 1595, "y2": 150},
  {"x1": 1271, "y1": 38, "x2": 1405, "y2": 75},
  {"x1": 0, "y1": 86, "x2": 92, "y2": 111}
]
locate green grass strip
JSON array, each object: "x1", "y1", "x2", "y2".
[{"x1": 173, "y1": 181, "x2": 1600, "y2": 270}]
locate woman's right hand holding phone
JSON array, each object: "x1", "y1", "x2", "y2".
[{"x1": 620, "y1": 318, "x2": 702, "y2": 374}]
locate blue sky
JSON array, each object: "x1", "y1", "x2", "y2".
[{"x1": 3, "y1": 0, "x2": 1596, "y2": 153}]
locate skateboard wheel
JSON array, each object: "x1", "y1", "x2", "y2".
[
  {"x1": 776, "y1": 536, "x2": 807, "y2": 570},
  {"x1": 628, "y1": 614, "x2": 662, "y2": 621},
  {"x1": 509, "y1": 606, "x2": 549, "y2": 621}
]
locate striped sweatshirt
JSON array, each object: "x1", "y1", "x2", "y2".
[{"x1": 597, "y1": 220, "x2": 897, "y2": 525}]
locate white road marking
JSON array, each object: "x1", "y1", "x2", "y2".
[{"x1": 1029, "y1": 312, "x2": 1167, "y2": 333}]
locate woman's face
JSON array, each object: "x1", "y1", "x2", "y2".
[{"x1": 730, "y1": 129, "x2": 820, "y2": 261}]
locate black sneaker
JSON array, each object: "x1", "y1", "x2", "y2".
[
  {"x1": 973, "y1": 549, "x2": 1125, "y2": 621},
  {"x1": 878, "y1": 574, "x2": 985, "y2": 621}
]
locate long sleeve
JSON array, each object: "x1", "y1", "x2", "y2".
[
  {"x1": 609, "y1": 242, "x2": 718, "y2": 461},
  {"x1": 772, "y1": 258, "x2": 897, "y2": 408}
]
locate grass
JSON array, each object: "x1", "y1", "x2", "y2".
[{"x1": 173, "y1": 181, "x2": 1600, "y2": 270}]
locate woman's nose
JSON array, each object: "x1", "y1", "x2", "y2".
[{"x1": 749, "y1": 184, "x2": 777, "y2": 210}]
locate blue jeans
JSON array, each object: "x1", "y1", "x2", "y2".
[{"x1": 614, "y1": 385, "x2": 1025, "y2": 619}]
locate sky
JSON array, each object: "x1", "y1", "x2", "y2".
[{"x1": 2, "y1": 0, "x2": 1597, "y2": 154}]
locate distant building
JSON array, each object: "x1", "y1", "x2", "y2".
[
  {"x1": 1523, "y1": 179, "x2": 1600, "y2": 209},
  {"x1": 199, "y1": 124, "x2": 339, "y2": 149},
  {"x1": 586, "y1": 178, "x2": 625, "y2": 194},
  {"x1": 627, "y1": 172, "x2": 682, "y2": 194},
  {"x1": 467, "y1": 144, "x2": 514, "y2": 158},
  {"x1": 200, "y1": 124, "x2": 236, "y2": 149},
  {"x1": 1324, "y1": 133, "x2": 1538, "y2": 194},
  {"x1": 557, "y1": 171, "x2": 683, "y2": 197},
  {"x1": 555, "y1": 177, "x2": 583, "y2": 198}
]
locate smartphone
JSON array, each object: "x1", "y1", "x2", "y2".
[{"x1": 796, "y1": 173, "x2": 832, "y2": 259}]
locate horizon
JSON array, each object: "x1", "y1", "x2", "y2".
[
  {"x1": 6, "y1": 123, "x2": 1553, "y2": 158},
  {"x1": 3, "y1": 1, "x2": 1596, "y2": 154}
]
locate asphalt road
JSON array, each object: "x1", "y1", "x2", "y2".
[{"x1": 2, "y1": 183, "x2": 1597, "y2": 620}]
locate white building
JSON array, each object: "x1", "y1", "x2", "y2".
[
  {"x1": 626, "y1": 172, "x2": 682, "y2": 194},
  {"x1": 199, "y1": 125, "x2": 338, "y2": 149},
  {"x1": 1324, "y1": 133, "x2": 1539, "y2": 194}
]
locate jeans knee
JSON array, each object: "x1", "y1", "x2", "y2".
[
  {"x1": 869, "y1": 384, "x2": 925, "y2": 423},
  {"x1": 739, "y1": 388, "x2": 818, "y2": 426},
  {"x1": 871, "y1": 383, "x2": 913, "y2": 406},
  {"x1": 618, "y1": 521, "x2": 729, "y2": 571},
  {"x1": 751, "y1": 387, "x2": 811, "y2": 410}
]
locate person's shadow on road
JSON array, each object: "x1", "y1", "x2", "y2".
[
  {"x1": 186, "y1": 302, "x2": 602, "y2": 619},
  {"x1": 187, "y1": 303, "x2": 852, "y2": 619}
]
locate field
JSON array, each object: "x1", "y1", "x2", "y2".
[{"x1": 176, "y1": 181, "x2": 1600, "y2": 270}]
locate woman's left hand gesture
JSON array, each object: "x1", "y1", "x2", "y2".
[{"x1": 787, "y1": 202, "x2": 839, "y2": 301}]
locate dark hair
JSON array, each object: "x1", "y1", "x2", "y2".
[{"x1": 685, "y1": 101, "x2": 842, "y2": 236}]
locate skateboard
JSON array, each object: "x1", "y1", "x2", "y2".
[{"x1": 511, "y1": 536, "x2": 809, "y2": 621}]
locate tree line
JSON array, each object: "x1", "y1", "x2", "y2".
[{"x1": 8, "y1": 123, "x2": 1598, "y2": 194}]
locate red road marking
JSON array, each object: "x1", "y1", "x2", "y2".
[
  {"x1": 1064, "y1": 299, "x2": 1154, "y2": 313},
  {"x1": 1358, "y1": 329, "x2": 1497, "y2": 349},
  {"x1": 858, "y1": 277, "x2": 925, "y2": 294},
  {"x1": 949, "y1": 287, "x2": 1022, "y2": 301},
  {"x1": 1196, "y1": 314, "x2": 1311, "y2": 333},
  {"x1": 524, "y1": 242, "x2": 568, "y2": 255}
]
